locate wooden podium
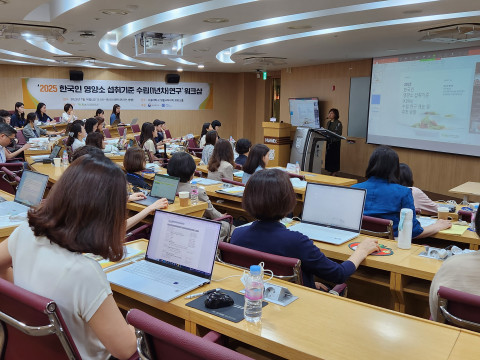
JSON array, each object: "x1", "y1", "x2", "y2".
[{"x1": 262, "y1": 122, "x2": 293, "y2": 167}]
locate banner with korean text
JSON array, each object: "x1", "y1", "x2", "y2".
[{"x1": 21, "y1": 78, "x2": 213, "y2": 110}]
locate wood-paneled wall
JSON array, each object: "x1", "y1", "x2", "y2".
[
  {"x1": 0, "y1": 65, "x2": 267, "y2": 141},
  {"x1": 280, "y1": 60, "x2": 480, "y2": 198}
]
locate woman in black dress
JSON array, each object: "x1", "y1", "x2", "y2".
[{"x1": 325, "y1": 108, "x2": 342, "y2": 176}]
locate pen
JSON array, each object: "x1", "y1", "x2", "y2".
[{"x1": 185, "y1": 288, "x2": 221, "y2": 299}]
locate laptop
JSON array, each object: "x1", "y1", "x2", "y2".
[
  {"x1": 215, "y1": 185, "x2": 244, "y2": 197},
  {"x1": 134, "y1": 174, "x2": 180, "y2": 206},
  {"x1": 130, "y1": 118, "x2": 138, "y2": 125},
  {"x1": 0, "y1": 170, "x2": 49, "y2": 216},
  {"x1": 107, "y1": 210, "x2": 221, "y2": 302},
  {"x1": 288, "y1": 183, "x2": 366, "y2": 245},
  {"x1": 30, "y1": 145, "x2": 62, "y2": 164}
]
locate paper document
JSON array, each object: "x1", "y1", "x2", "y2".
[
  {"x1": 418, "y1": 216, "x2": 437, "y2": 227},
  {"x1": 439, "y1": 225, "x2": 468, "y2": 236},
  {"x1": 85, "y1": 246, "x2": 145, "y2": 269},
  {"x1": 233, "y1": 171, "x2": 244, "y2": 177},
  {"x1": 194, "y1": 178, "x2": 221, "y2": 186},
  {"x1": 290, "y1": 178, "x2": 307, "y2": 189},
  {"x1": 217, "y1": 186, "x2": 244, "y2": 194}
]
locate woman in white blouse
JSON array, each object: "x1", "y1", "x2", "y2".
[
  {"x1": 61, "y1": 103, "x2": 77, "y2": 123},
  {"x1": 66, "y1": 121, "x2": 87, "y2": 151}
]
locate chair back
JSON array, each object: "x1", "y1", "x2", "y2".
[
  {"x1": 360, "y1": 215, "x2": 394, "y2": 239},
  {"x1": 458, "y1": 209, "x2": 473, "y2": 222},
  {"x1": 118, "y1": 126, "x2": 126, "y2": 137},
  {"x1": 16, "y1": 130, "x2": 26, "y2": 146},
  {"x1": 0, "y1": 277, "x2": 81, "y2": 359},
  {"x1": 131, "y1": 124, "x2": 141, "y2": 133},
  {"x1": 287, "y1": 172, "x2": 306, "y2": 181},
  {"x1": 134, "y1": 135, "x2": 141, "y2": 146},
  {"x1": 221, "y1": 178, "x2": 245, "y2": 187},
  {"x1": 125, "y1": 224, "x2": 152, "y2": 243},
  {"x1": 187, "y1": 138, "x2": 198, "y2": 149},
  {"x1": 103, "y1": 128, "x2": 112, "y2": 138},
  {"x1": 0, "y1": 164, "x2": 23, "y2": 194},
  {"x1": 436, "y1": 286, "x2": 480, "y2": 332},
  {"x1": 217, "y1": 242, "x2": 303, "y2": 284},
  {"x1": 234, "y1": 163, "x2": 243, "y2": 170},
  {"x1": 126, "y1": 309, "x2": 252, "y2": 360},
  {"x1": 53, "y1": 117, "x2": 61, "y2": 123},
  {"x1": 164, "y1": 129, "x2": 172, "y2": 139},
  {"x1": 188, "y1": 147, "x2": 203, "y2": 157}
]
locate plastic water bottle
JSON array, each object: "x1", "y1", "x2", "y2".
[
  {"x1": 244, "y1": 265, "x2": 264, "y2": 323},
  {"x1": 398, "y1": 208, "x2": 413, "y2": 249},
  {"x1": 295, "y1": 161, "x2": 300, "y2": 175},
  {"x1": 470, "y1": 207, "x2": 477, "y2": 232},
  {"x1": 62, "y1": 150, "x2": 69, "y2": 167},
  {"x1": 190, "y1": 180, "x2": 198, "y2": 205}
]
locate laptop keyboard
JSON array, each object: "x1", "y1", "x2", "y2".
[
  {"x1": 289, "y1": 222, "x2": 358, "y2": 244},
  {"x1": 122, "y1": 261, "x2": 198, "y2": 288}
]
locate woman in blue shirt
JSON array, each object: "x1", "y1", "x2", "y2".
[
  {"x1": 242, "y1": 144, "x2": 270, "y2": 184},
  {"x1": 110, "y1": 104, "x2": 121, "y2": 125},
  {"x1": 352, "y1": 146, "x2": 451, "y2": 238},
  {"x1": 35, "y1": 103, "x2": 53, "y2": 123},
  {"x1": 231, "y1": 169, "x2": 379, "y2": 289}
]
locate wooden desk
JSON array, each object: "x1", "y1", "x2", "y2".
[
  {"x1": 110, "y1": 240, "x2": 476, "y2": 360},
  {"x1": 448, "y1": 331, "x2": 480, "y2": 360},
  {"x1": 449, "y1": 181, "x2": 480, "y2": 202},
  {"x1": 40, "y1": 122, "x2": 69, "y2": 132},
  {"x1": 30, "y1": 161, "x2": 67, "y2": 183},
  {"x1": 0, "y1": 190, "x2": 16, "y2": 242},
  {"x1": 126, "y1": 200, "x2": 207, "y2": 218}
]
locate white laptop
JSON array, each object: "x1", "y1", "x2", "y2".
[
  {"x1": 289, "y1": 183, "x2": 366, "y2": 245},
  {"x1": 107, "y1": 210, "x2": 221, "y2": 302},
  {"x1": 133, "y1": 174, "x2": 180, "y2": 206},
  {"x1": 0, "y1": 170, "x2": 49, "y2": 216}
]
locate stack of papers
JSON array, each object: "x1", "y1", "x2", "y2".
[
  {"x1": 290, "y1": 178, "x2": 307, "y2": 189},
  {"x1": 194, "y1": 178, "x2": 221, "y2": 186},
  {"x1": 233, "y1": 171, "x2": 244, "y2": 177},
  {"x1": 216, "y1": 186, "x2": 244, "y2": 197}
]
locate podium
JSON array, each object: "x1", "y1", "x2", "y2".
[{"x1": 262, "y1": 122, "x2": 293, "y2": 167}]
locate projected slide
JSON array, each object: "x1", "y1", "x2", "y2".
[{"x1": 368, "y1": 47, "x2": 480, "y2": 157}]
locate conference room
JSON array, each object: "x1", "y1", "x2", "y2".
[{"x1": 1, "y1": 1, "x2": 480, "y2": 359}]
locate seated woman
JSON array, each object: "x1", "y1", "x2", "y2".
[
  {"x1": 352, "y1": 146, "x2": 451, "y2": 238},
  {"x1": 398, "y1": 163, "x2": 438, "y2": 215},
  {"x1": 200, "y1": 130, "x2": 217, "y2": 165},
  {"x1": 10, "y1": 102, "x2": 25, "y2": 128},
  {"x1": 66, "y1": 121, "x2": 87, "y2": 152},
  {"x1": 85, "y1": 117, "x2": 99, "y2": 134},
  {"x1": 0, "y1": 155, "x2": 137, "y2": 359},
  {"x1": 85, "y1": 132, "x2": 105, "y2": 150},
  {"x1": 140, "y1": 122, "x2": 162, "y2": 162},
  {"x1": 22, "y1": 112, "x2": 62, "y2": 141},
  {"x1": 242, "y1": 144, "x2": 270, "y2": 184},
  {"x1": 199, "y1": 122, "x2": 212, "y2": 148},
  {"x1": 35, "y1": 102, "x2": 53, "y2": 123},
  {"x1": 110, "y1": 104, "x2": 121, "y2": 125},
  {"x1": 231, "y1": 169, "x2": 380, "y2": 289},
  {"x1": 207, "y1": 139, "x2": 234, "y2": 181},
  {"x1": 124, "y1": 147, "x2": 151, "y2": 191},
  {"x1": 167, "y1": 152, "x2": 232, "y2": 239},
  {"x1": 61, "y1": 103, "x2": 77, "y2": 123},
  {"x1": 95, "y1": 116, "x2": 105, "y2": 133},
  {"x1": 235, "y1": 138, "x2": 251, "y2": 166},
  {"x1": 429, "y1": 213, "x2": 480, "y2": 321}
]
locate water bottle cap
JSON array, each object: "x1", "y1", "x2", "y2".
[
  {"x1": 250, "y1": 265, "x2": 261, "y2": 275},
  {"x1": 191, "y1": 180, "x2": 197, "y2": 185}
]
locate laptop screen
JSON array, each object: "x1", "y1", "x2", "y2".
[
  {"x1": 302, "y1": 183, "x2": 366, "y2": 232},
  {"x1": 15, "y1": 170, "x2": 49, "y2": 207},
  {"x1": 49, "y1": 145, "x2": 61, "y2": 159},
  {"x1": 150, "y1": 174, "x2": 179, "y2": 202},
  {"x1": 146, "y1": 211, "x2": 221, "y2": 279}
]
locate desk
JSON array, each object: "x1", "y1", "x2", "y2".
[
  {"x1": 126, "y1": 200, "x2": 207, "y2": 218},
  {"x1": 110, "y1": 240, "x2": 479, "y2": 360},
  {"x1": 449, "y1": 182, "x2": 480, "y2": 202},
  {"x1": 40, "y1": 122, "x2": 69, "y2": 132},
  {"x1": 30, "y1": 161, "x2": 67, "y2": 183},
  {"x1": 0, "y1": 190, "x2": 16, "y2": 242}
]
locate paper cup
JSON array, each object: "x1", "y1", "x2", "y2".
[
  {"x1": 179, "y1": 191, "x2": 189, "y2": 207},
  {"x1": 53, "y1": 158, "x2": 61, "y2": 167}
]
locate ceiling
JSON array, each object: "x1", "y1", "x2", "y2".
[{"x1": 0, "y1": 0, "x2": 479, "y2": 72}]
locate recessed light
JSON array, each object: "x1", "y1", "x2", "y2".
[
  {"x1": 193, "y1": 48, "x2": 210, "y2": 52},
  {"x1": 403, "y1": 9, "x2": 422, "y2": 14},
  {"x1": 224, "y1": 39, "x2": 236, "y2": 42},
  {"x1": 177, "y1": 67, "x2": 183, "y2": 72},
  {"x1": 288, "y1": 25, "x2": 312, "y2": 30},
  {"x1": 101, "y1": 9, "x2": 129, "y2": 15},
  {"x1": 203, "y1": 18, "x2": 229, "y2": 24},
  {"x1": 67, "y1": 42, "x2": 86, "y2": 46},
  {"x1": 198, "y1": 64, "x2": 204, "y2": 69}
]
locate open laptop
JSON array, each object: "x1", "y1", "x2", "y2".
[
  {"x1": 0, "y1": 170, "x2": 49, "y2": 216},
  {"x1": 30, "y1": 145, "x2": 61, "y2": 164},
  {"x1": 288, "y1": 183, "x2": 366, "y2": 245},
  {"x1": 130, "y1": 118, "x2": 138, "y2": 125},
  {"x1": 134, "y1": 174, "x2": 180, "y2": 206},
  {"x1": 107, "y1": 210, "x2": 221, "y2": 302}
]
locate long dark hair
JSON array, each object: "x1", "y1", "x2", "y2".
[
  {"x1": 28, "y1": 155, "x2": 127, "y2": 261},
  {"x1": 111, "y1": 104, "x2": 120, "y2": 121},
  {"x1": 35, "y1": 102, "x2": 46, "y2": 119},
  {"x1": 85, "y1": 132, "x2": 104, "y2": 149},
  {"x1": 66, "y1": 122, "x2": 84, "y2": 147},
  {"x1": 85, "y1": 117, "x2": 98, "y2": 134},
  {"x1": 14, "y1": 102, "x2": 25, "y2": 122},
  {"x1": 140, "y1": 122, "x2": 155, "y2": 147},
  {"x1": 201, "y1": 122, "x2": 210, "y2": 137},
  {"x1": 205, "y1": 130, "x2": 217, "y2": 146},
  {"x1": 208, "y1": 139, "x2": 234, "y2": 172},
  {"x1": 398, "y1": 163, "x2": 414, "y2": 187},
  {"x1": 243, "y1": 144, "x2": 270, "y2": 175},
  {"x1": 365, "y1": 145, "x2": 399, "y2": 183}
]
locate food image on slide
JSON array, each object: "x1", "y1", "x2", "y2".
[{"x1": 368, "y1": 47, "x2": 480, "y2": 157}]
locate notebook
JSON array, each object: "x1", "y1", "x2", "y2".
[
  {"x1": 107, "y1": 210, "x2": 221, "y2": 302},
  {"x1": 0, "y1": 170, "x2": 49, "y2": 216},
  {"x1": 289, "y1": 183, "x2": 366, "y2": 245},
  {"x1": 215, "y1": 185, "x2": 244, "y2": 197},
  {"x1": 30, "y1": 145, "x2": 61, "y2": 163},
  {"x1": 133, "y1": 174, "x2": 180, "y2": 206}
]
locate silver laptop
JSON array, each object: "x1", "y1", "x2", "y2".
[
  {"x1": 0, "y1": 170, "x2": 49, "y2": 215},
  {"x1": 30, "y1": 145, "x2": 62, "y2": 163},
  {"x1": 130, "y1": 118, "x2": 138, "y2": 125},
  {"x1": 107, "y1": 210, "x2": 221, "y2": 302},
  {"x1": 289, "y1": 183, "x2": 366, "y2": 245},
  {"x1": 134, "y1": 174, "x2": 180, "y2": 206}
]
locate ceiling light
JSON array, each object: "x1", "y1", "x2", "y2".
[
  {"x1": 109, "y1": 41, "x2": 118, "y2": 45},
  {"x1": 53, "y1": 55, "x2": 96, "y2": 64},
  {"x1": 177, "y1": 67, "x2": 183, "y2": 72},
  {"x1": 419, "y1": 23, "x2": 480, "y2": 43},
  {"x1": 198, "y1": 64, "x2": 204, "y2": 69},
  {"x1": 0, "y1": 22, "x2": 66, "y2": 41},
  {"x1": 79, "y1": 31, "x2": 96, "y2": 38},
  {"x1": 135, "y1": 32, "x2": 184, "y2": 58},
  {"x1": 101, "y1": 9, "x2": 129, "y2": 15},
  {"x1": 287, "y1": 25, "x2": 312, "y2": 30},
  {"x1": 193, "y1": 48, "x2": 210, "y2": 52},
  {"x1": 203, "y1": 18, "x2": 229, "y2": 24}
]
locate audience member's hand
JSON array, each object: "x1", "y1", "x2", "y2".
[
  {"x1": 146, "y1": 198, "x2": 169, "y2": 212},
  {"x1": 436, "y1": 219, "x2": 452, "y2": 230},
  {"x1": 315, "y1": 282, "x2": 329, "y2": 291},
  {"x1": 21, "y1": 143, "x2": 32, "y2": 151},
  {"x1": 355, "y1": 238, "x2": 380, "y2": 256},
  {"x1": 128, "y1": 192, "x2": 147, "y2": 202}
]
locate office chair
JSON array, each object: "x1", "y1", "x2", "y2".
[
  {"x1": 118, "y1": 126, "x2": 126, "y2": 137},
  {"x1": 164, "y1": 129, "x2": 172, "y2": 139},
  {"x1": 131, "y1": 124, "x2": 141, "y2": 133},
  {"x1": 360, "y1": 215, "x2": 394, "y2": 239},
  {"x1": 187, "y1": 138, "x2": 198, "y2": 149},
  {"x1": 103, "y1": 128, "x2": 112, "y2": 138},
  {"x1": 436, "y1": 286, "x2": 480, "y2": 332},
  {"x1": 458, "y1": 209, "x2": 473, "y2": 222},
  {"x1": 125, "y1": 224, "x2": 152, "y2": 243},
  {"x1": 15, "y1": 131, "x2": 26, "y2": 146},
  {"x1": 0, "y1": 164, "x2": 23, "y2": 194},
  {"x1": 126, "y1": 309, "x2": 253, "y2": 360},
  {"x1": 221, "y1": 178, "x2": 245, "y2": 187},
  {"x1": 0, "y1": 277, "x2": 81, "y2": 359}
]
